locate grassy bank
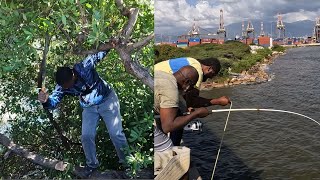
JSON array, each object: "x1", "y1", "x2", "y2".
[
  {"x1": 155, "y1": 41, "x2": 275, "y2": 82},
  {"x1": 272, "y1": 44, "x2": 286, "y2": 52}
]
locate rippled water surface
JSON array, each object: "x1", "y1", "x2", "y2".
[{"x1": 183, "y1": 47, "x2": 320, "y2": 180}]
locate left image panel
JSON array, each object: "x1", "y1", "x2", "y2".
[{"x1": 0, "y1": 0, "x2": 154, "y2": 179}]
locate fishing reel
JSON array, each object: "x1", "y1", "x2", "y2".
[{"x1": 184, "y1": 120, "x2": 203, "y2": 132}]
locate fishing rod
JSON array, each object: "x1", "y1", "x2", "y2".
[
  {"x1": 179, "y1": 107, "x2": 319, "y2": 132},
  {"x1": 209, "y1": 108, "x2": 320, "y2": 126}
]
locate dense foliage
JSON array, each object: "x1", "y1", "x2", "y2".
[
  {"x1": 272, "y1": 44, "x2": 286, "y2": 52},
  {"x1": 0, "y1": 0, "x2": 153, "y2": 178}
]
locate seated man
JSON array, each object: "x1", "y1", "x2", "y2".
[
  {"x1": 155, "y1": 57, "x2": 230, "y2": 145},
  {"x1": 155, "y1": 57, "x2": 229, "y2": 107},
  {"x1": 154, "y1": 66, "x2": 211, "y2": 179}
]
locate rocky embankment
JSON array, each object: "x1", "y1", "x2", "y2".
[{"x1": 201, "y1": 51, "x2": 286, "y2": 90}]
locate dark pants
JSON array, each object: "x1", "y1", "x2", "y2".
[{"x1": 170, "y1": 128, "x2": 184, "y2": 146}]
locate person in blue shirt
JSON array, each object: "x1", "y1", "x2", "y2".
[{"x1": 38, "y1": 50, "x2": 128, "y2": 178}]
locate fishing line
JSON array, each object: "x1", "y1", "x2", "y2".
[
  {"x1": 210, "y1": 101, "x2": 233, "y2": 180},
  {"x1": 210, "y1": 106, "x2": 319, "y2": 180}
]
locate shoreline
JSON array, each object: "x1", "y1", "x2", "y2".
[{"x1": 200, "y1": 51, "x2": 286, "y2": 90}]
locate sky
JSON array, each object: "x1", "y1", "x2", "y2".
[{"x1": 155, "y1": 0, "x2": 320, "y2": 35}]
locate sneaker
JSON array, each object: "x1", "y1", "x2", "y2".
[{"x1": 75, "y1": 165, "x2": 97, "y2": 179}]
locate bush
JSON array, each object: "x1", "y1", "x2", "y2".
[
  {"x1": 154, "y1": 45, "x2": 187, "y2": 64},
  {"x1": 272, "y1": 44, "x2": 285, "y2": 52},
  {"x1": 155, "y1": 41, "x2": 270, "y2": 77}
]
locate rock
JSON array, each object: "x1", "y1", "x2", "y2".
[
  {"x1": 214, "y1": 84, "x2": 225, "y2": 88},
  {"x1": 224, "y1": 53, "x2": 235, "y2": 58},
  {"x1": 241, "y1": 71, "x2": 247, "y2": 76},
  {"x1": 251, "y1": 51, "x2": 257, "y2": 54},
  {"x1": 272, "y1": 51, "x2": 279, "y2": 55},
  {"x1": 250, "y1": 45, "x2": 264, "y2": 54},
  {"x1": 250, "y1": 77, "x2": 256, "y2": 82},
  {"x1": 233, "y1": 81, "x2": 241, "y2": 85}
]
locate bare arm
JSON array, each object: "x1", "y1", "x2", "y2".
[
  {"x1": 185, "y1": 88, "x2": 230, "y2": 108},
  {"x1": 160, "y1": 107, "x2": 208, "y2": 133}
]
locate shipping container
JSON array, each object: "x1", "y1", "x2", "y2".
[
  {"x1": 243, "y1": 38, "x2": 253, "y2": 45},
  {"x1": 188, "y1": 42, "x2": 200, "y2": 46},
  {"x1": 273, "y1": 41, "x2": 284, "y2": 45},
  {"x1": 201, "y1": 38, "x2": 212, "y2": 44},
  {"x1": 189, "y1": 37, "x2": 201, "y2": 42},
  {"x1": 177, "y1": 41, "x2": 188, "y2": 45},
  {"x1": 217, "y1": 39, "x2": 224, "y2": 44},
  {"x1": 274, "y1": 38, "x2": 284, "y2": 41},
  {"x1": 211, "y1": 39, "x2": 219, "y2": 44},
  {"x1": 201, "y1": 38, "x2": 212, "y2": 42},
  {"x1": 177, "y1": 44, "x2": 188, "y2": 48},
  {"x1": 258, "y1": 36, "x2": 270, "y2": 45},
  {"x1": 177, "y1": 39, "x2": 189, "y2": 43}
]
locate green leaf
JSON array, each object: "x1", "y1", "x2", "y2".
[
  {"x1": 85, "y1": 3, "x2": 92, "y2": 8},
  {"x1": 44, "y1": 20, "x2": 52, "y2": 28},
  {"x1": 92, "y1": 23, "x2": 98, "y2": 33},
  {"x1": 22, "y1": 13, "x2": 27, "y2": 21},
  {"x1": 23, "y1": 29, "x2": 32, "y2": 35},
  {"x1": 61, "y1": 15, "x2": 67, "y2": 25},
  {"x1": 13, "y1": 10, "x2": 19, "y2": 16},
  {"x1": 3, "y1": 66, "x2": 14, "y2": 72},
  {"x1": 93, "y1": 10, "x2": 100, "y2": 20}
]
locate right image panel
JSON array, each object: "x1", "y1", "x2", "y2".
[{"x1": 154, "y1": 0, "x2": 320, "y2": 179}]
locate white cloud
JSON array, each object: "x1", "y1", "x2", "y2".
[
  {"x1": 155, "y1": 0, "x2": 320, "y2": 35},
  {"x1": 281, "y1": 9, "x2": 319, "y2": 23}
]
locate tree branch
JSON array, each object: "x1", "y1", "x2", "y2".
[
  {"x1": 73, "y1": 39, "x2": 117, "y2": 55},
  {"x1": 115, "y1": 0, "x2": 139, "y2": 40},
  {"x1": 0, "y1": 133, "x2": 153, "y2": 179},
  {"x1": 75, "y1": 0, "x2": 89, "y2": 45},
  {"x1": 37, "y1": 32, "x2": 73, "y2": 149},
  {"x1": 37, "y1": 32, "x2": 50, "y2": 89},
  {"x1": 57, "y1": 24, "x2": 74, "y2": 47},
  {"x1": 115, "y1": 0, "x2": 130, "y2": 17},
  {"x1": 0, "y1": 133, "x2": 69, "y2": 171},
  {"x1": 73, "y1": 0, "x2": 154, "y2": 91},
  {"x1": 122, "y1": 8, "x2": 139, "y2": 40},
  {"x1": 76, "y1": 0, "x2": 88, "y2": 26},
  {"x1": 128, "y1": 33, "x2": 154, "y2": 52},
  {"x1": 115, "y1": 46, "x2": 154, "y2": 91}
]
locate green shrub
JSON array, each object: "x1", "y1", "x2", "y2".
[
  {"x1": 272, "y1": 44, "x2": 285, "y2": 52},
  {"x1": 155, "y1": 41, "x2": 271, "y2": 77}
]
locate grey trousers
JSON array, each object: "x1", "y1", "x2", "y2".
[{"x1": 81, "y1": 89, "x2": 128, "y2": 168}]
